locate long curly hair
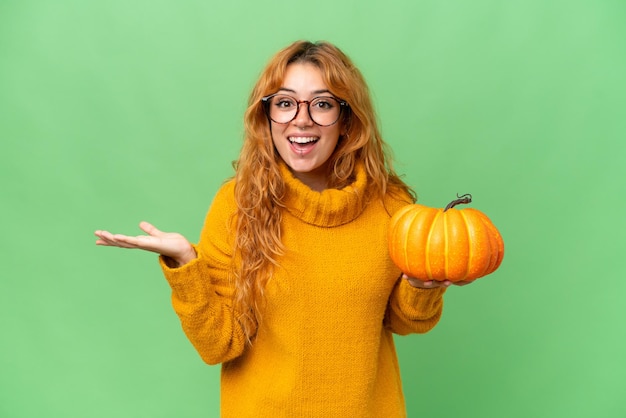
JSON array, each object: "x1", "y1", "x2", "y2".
[{"x1": 231, "y1": 40, "x2": 415, "y2": 341}]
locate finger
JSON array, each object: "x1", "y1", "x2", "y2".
[
  {"x1": 406, "y1": 277, "x2": 432, "y2": 289},
  {"x1": 403, "y1": 276, "x2": 420, "y2": 288},
  {"x1": 95, "y1": 235, "x2": 132, "y2": 248},
  {"x1": 94, "y1": 231, "x2": 137, "y2": 248},
  {"x1": 95, "y1": 230, "x2": 116, "y2": 241},
  {"x1": 94, "y1": 230, "x2": 113, "y2": 245},
  {"x1": 402, "y1": 274, "x2": 448, "y2": 289},
  {"x1": 402, "y1": 274, "x2": 427, "y2": 283},
  {"x1": 425, "y1": 280, "x2": 445, "y2": 289},
  {"x1": 453, "y1": 280, "x2": 472, "y2": 286},
  {"x1": 111, "y1": 234, "x2": 148, "y2": 248},
  {"x1": 139, "y1": 221, "x2": 162, "y2": 237},
  {"x1": 94, "y1": 229, "x2": 151, "y2": 249}
]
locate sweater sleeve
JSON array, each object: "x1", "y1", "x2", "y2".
[
  {"x1": 159, "y1": 181, "x2": 252, "y2": 365},
  {"x1": 380, "y1": 191, "x2": 446, "y2": 335},
  {"x1": 384, "y1": 277, "x2": 446, "y2": 335}
]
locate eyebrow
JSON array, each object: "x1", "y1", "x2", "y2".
[{"x1": 277, "y1": 87, "x2": 333, "y2": 96}]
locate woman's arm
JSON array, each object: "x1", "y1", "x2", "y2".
[
  {"x1": 94, "y1": 181, "x2": 250, "y2": 364},
  {"x1": 95, "y1": 221, "x2": 196, "y2": 267},
  {"x1": 161, "y1": 181, "x2": 250, "y2": 364},
  {"x1": 160, "y1": 244, "x2": 250, "y2": 365},
  {"x1": 383, "y1": 276, "x2": 447, "y2": 335}
]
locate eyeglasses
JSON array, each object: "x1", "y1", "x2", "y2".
[{"x1": 261, "y1": 94, "x2": 348, "y2": 127}]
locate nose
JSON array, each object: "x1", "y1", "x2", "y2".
[{"x1": 292, "y1": 102, "x2": 314, "y2": 126}]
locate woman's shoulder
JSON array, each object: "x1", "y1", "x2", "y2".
[
  {"x1": 207, "y1": 178, "x2": 237, "y2": 213},
  {"x1": 216, "y1": 177, "x2": 236, "y2": 197},
  {"x1": 382, "y1": 186, "x2": 415, "y2": 216}
]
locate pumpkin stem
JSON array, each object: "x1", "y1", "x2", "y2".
[{"x1": 444, "y1": 193, "x2": 472, "y2": 211}]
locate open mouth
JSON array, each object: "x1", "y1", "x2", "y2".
[
  {"x1": 288, "y1": 136, "x2": 319, "y2": 145},
  {"x1": 288, "y1": 136, "x2": 319, "y2": 154}
]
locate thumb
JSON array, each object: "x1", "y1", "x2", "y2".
[{"x1": 138, "y1": 221, "x2": 163, "y2": 237}]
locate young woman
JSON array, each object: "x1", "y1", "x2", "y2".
[{"x1": 95, "y1": 40, "x2": 458, "y2": 417}]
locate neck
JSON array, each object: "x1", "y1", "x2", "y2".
[
  {"x1": 280, "y1": 160, "x2": 369, "y2": 227},
  {"x1": 290, "y1": 166, "x2": 329, "y2": 192}
]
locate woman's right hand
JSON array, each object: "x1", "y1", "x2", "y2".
[{"x1": 94, "y1": 221, "x2": 196, "y2": 267}]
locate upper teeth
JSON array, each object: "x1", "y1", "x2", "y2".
[{"x1": 289, "y1": 137, "x2": 318, "y2": 144}]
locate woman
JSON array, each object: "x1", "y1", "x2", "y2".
[{"x1": 95, "y1": 40, "x2": 458, "y2": 417}]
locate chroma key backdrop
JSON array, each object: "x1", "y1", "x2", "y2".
[{"x1": 1, "y1": 1, "x2": 624, "y2": 417}]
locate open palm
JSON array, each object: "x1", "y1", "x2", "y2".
[{"x1": 94, "y1": 221, "x2": 196, "y2": 266}]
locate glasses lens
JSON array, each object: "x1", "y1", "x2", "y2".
[
  {"x1": 309, "y1": 97, "x2": 341, "y2": 126},
  {"x1": 266, "y1": 95, "x2": 343, "y2": 126},
  {"x1": 267, "y1": 95, "x2": 298, "y2": 124}
]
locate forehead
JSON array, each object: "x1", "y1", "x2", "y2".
[{"x1": 280, "y1": 62, "x2": 329, "y2": 95}]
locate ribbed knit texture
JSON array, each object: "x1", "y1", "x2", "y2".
[{"x1": 160, "y1": 163, "x2": 446, "y2": 417}]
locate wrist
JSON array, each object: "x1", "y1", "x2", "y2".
[{"x1": 164, "y1": 246, "x2": 197, "y2": 268}]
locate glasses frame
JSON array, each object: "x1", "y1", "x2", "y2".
[{"x1": 261, "y1": 93, "x2": 349, "y2": 127}]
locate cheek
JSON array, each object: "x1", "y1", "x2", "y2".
[
  {"x1": 270, "y1": 120, "x2": 289, "y2": 133},
  {"x1": 323, "y1": 127, "x2": 342, "y2": 147},
  {"x1": 269, "y1": 124, "x2": 284, "y2": 146}
]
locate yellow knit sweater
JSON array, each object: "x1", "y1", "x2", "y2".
[{"x1": 160, "y1": 163, "x2": 446, "y2": 417}]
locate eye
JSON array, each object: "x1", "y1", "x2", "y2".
[
  {"x1": 311, "y1": 97, "x2": 336, "y2": 110},
  {"x1": 273, "y1": 96, "x2": 296, "y2": 109}
]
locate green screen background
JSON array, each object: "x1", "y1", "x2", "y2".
[{"x1": 1, "y1": 1, "x2": 624, "y2": 417}]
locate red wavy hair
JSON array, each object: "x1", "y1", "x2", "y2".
[{"x1": 231, "y1": 41, "x2": 415, "y2": 341}]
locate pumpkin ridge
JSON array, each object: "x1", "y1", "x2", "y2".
[
  {"x1": 394, "y1": 204, "x2": 421, "y2": 274},
  {"x1": 467, "y1": 210, "x2": 493, "y2": 279},
  {"x1": 481, "y1": 214, "x2": 497, "y2": 276},
  {"x1": 405, "y1": 206, "x2": 427, "y2": 276},
  {"x1": 425, "y1": 210, "x2": 441, "y2": 280},
  {"x1": 472, "y1": 213, "x2": 489, "y2": 278},
  {"x1": 474, "y1": 210, "x2": 496, "y2": 277},
  {"x1": 459, "y1": 209, "x2": 471, "y2": 281},
  {"x1": 389, "y1": 205, "x2": 407, "y2": 272},
  {"x1": 477, "y1": 211, "x2": 504, "y2": 275},
  {"x1": 402, "y1": 209, "x2": 417, "y2": 274},
  {"x1": 444, "y1": 210, "x2": 449, "y2": 280}
]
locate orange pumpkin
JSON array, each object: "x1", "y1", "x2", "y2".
[{"x1": 388, "y1": 194, "x2": 504, "y2": 282}]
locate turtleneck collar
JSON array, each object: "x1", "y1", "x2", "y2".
[{"x1": 279, "y1": 161, "x2": 369, "y2": 227}]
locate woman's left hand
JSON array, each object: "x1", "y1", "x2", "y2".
[{"x1": 402, "y1": 274, "x2": 472, "y2": 289}]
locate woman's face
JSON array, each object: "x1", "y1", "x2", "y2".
[{"x1": 269, "y1": 62, "x2": 343, "y2": 191}]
